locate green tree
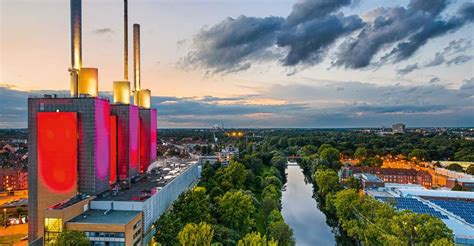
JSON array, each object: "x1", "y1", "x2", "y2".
[
  {"x1": 267, "y1": 220, "x2": 294, "y2": 245},
  {"x1": 318, "y1": 144, "x2": 333, "y2": 154},
  {"x1": 172, "y1": 189, "x2": 212, "y2": 224},
  {"x1": 451, "y1": 180, "x2": 465, "y2": 191},
  {"x1": 177, "y1": 222, "x2": 214, "y2": 246},
  {"x1": 409, "y1": 149, "x2": 428, "y2": 161},
  {"x1": 389, "y1": 212, "x2": 453, "y2": 245},
  {"x1": 216, "y1": 161, "x2": 248, "y2": 191},
  {"x1": 154, "y1": 213, "x2": 182, "y2": 245},
  {"x1": 217, "y1": 190, "x2": 256, "y2": 233},
  {"x1": 201, "y1": 163, "x2": 216, "y2": 183},
  {"x1": 320, "y1": 147, "x2": 341, "y2": 165},
  {"x1": 270, "y1": 156, "x2": 287, "y2": 177},
  {"x1": 446, "y1": 163, "x2": 463, "y2": 172},
  {"x1": 354, "y1": 147, "x2": 367, "y2": 160},
  {"x1": 261, "y1": 196, "x2": 280, "y2": 218},
  {"x1": 57, "y1": 230, "x2": 89, "y2": 246},
  {"x1": 212, "y1": 225, "x2": 240, "y2": 245},
  {"x1": 314, "y1": 169, "x2": 342, "y2": 197},
  {"x1": 430, "y1": 238, "x2": 455, "y2": 246},
  {"x1": 300, "y1": 145, "x2": 318, "y2": 156},
  {"x1": 466, "y1": 164, "x2": 474, "y2": 175},
  {"x1": 238, "y1": 232, "x2": 278, "y2": 246},
  {"x1": 344, "y1": 177, "x2": 361, "y2": 191}
]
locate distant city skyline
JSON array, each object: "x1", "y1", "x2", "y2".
[{"x1": 1, "y1": 0, "x2": 473, "y2": 128}]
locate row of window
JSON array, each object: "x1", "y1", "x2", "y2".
[
  {"x1": 85, "y1": 232, "x2": 125, "y2": 238},
  {"x1": 91, "y1": 242, "x2": 125, "y2": 246}
]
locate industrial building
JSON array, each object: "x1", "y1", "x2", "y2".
[
  {"x1": 365, "y1": 184, "x2": 474, "y2": 245},
  {"x1": 27, "y1": 0, "x2": 173, "y2": 245}
]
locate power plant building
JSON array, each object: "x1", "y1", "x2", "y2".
[{"x1": 26, "y1": 0, "x2": 173, "y2": 245}]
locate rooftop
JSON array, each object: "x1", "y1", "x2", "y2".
[
  {"x1": 94, "y1": 160, "x2": 195, "y2": 202},
  {"x1": 48, "y1": 195, "x2": 89, "y2": 210},
  {"x1": 358, "y1": 173, "x2": 384, "y2": 182},
  {"x1": 68, "y1": 209, "x2": 140, "y2": 225}
]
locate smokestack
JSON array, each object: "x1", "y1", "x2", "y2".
[
  {"x1": 124, "y1": 0, "x2": 128, "y2": 81},
  {"x1": 70, "y1": 0, "x2": 82, "y2": 97},
  {"x1": 133, "y1": 24, "x2": 140, "y2": 106}
]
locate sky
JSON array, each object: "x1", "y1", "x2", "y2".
[{"x1": 1, "y1": 0, "x2": 473, "y2": 128}]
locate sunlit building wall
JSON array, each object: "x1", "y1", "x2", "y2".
[
  {"x1": 139, "y1": 109, "x2": 157, "y2": 173},
  {"x1": 111, "y1": 105, "x2": 139, "y2": 181},
  {"x1": 28, "y1": 97, "x2": 111, "y2": 244}
]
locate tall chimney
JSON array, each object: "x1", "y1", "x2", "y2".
[
  {"x1": 133, "y1": 24, "x2": 140, "y2": 105},
  {"x1": 70, "y1": 0, "x2": 82, "y2": 97},
  {"x1": 124, "y1": 0, "x2": 129, "y2": 81}
]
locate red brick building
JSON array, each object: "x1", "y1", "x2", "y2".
[
  {"x1": 340, "y1": 166, "x2": 432, "y2": 188},
  {"x1": 0, "y1": 168, "x2": 28, "y2": 191}
]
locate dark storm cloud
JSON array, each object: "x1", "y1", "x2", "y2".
[
  {"x1": 286, "y1": 0, "x2": 352, "y2": 26},
  {"x1": 183, "y1": 0, "x2": 473, "y2": 74},
  {"x1": 335, "y1": 0, "x2": 450, "y2": 68},
  {"x1": 179, "y1": 15, "x2": 284, "y2": 74},
  {"x1": 277, "y1": 14, "x2": 364, "y2": 66}
]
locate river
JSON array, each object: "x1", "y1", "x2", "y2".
[{"x1": 281, "y1": 165, "x2": 336, "y2": 245}]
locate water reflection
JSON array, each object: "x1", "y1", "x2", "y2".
[{"x1": 282, "y1": 165, "x2": 336, "y2": 246}]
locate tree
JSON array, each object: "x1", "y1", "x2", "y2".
[
  {"x1": 361, "y1": 157, "x2": 383, "y2": 167},
  {"x1": 465, "y1": 164, "x2": 474, "y2": 175},
  {"x1": 344, "y1": 177, "x2": 361, "y2": 191},
  {"x1": 172, "y1": 189, "x2": 212, "y2": 224},
  {"x1": 314, "y1": 169, "x2": 342, "y2": 197},
  {"x1": 201, "y1": 163, "x2": 216, "y2": 183},
  {"x1": 446, "y1": 163, "x2": 463, "y2": 172},
  {"x1": 212, "y1": 225, "x2": 240, "y2": 245},
  {"x1": 238, "y1": 232, "x2": 277, "y2": 246},
  {"x1": 270, "y1": 155, "x2": 287, "y2": 177},
  {"x1": 300, "y1": 145, "x2": 318, "y2": 156},
  {"x1": 430, "y1": 238, "x2": 455, "y2": 246},
  {"x1": 57, "y1": 230, "x2": 89, "y2": 246},
  {"x1": 354, "y1": 147, "x2": 367, "y2": 160},
  {"x1": 154, "y1": 213, "x2": 182, "y2": 245},
  {"x1": 267, "y1": 220, "x2": 294, "y2": 245},
  {"x1": 320, "y1": 147, "x2": 341, "y2": 165},
  {"x1": 261, "y1": 196, "x2": 280, "y2": 218},
  {"x1": 451, "y1": 180, "x2": 465, "y2": 191},
  {"x1": 216, "y1": 161, "x2": 248, "y2": 191},
  {"x1": 318, "y1": 144, "x2": 332, "y2": 154},
  {"x1": 409, "y1": 149, "x2": 428, "y2": 161},
  {"x1": 217, "y1": 190, "x2": 256, "y2": 233},
  {"x1": 262, "y1": 176, "x2": 283, "y2": 189},
  {"x1": 177, "y1": 222, "x2": 214, "y2": 246},
  {"x1": 389, "y1": 212, "x2": 453, "y2": 245}
]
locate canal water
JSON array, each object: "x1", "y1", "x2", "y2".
[{"x1": 281, "y1": 165, "x2": 336, "y2": 245}]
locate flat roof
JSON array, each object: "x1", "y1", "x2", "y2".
[
  {"x1": 360, "y1": 173, "x2": 383, "y2": 182},
  {"x1": 68, "y1": 209, "x2": 140, "y2": 225},
  {"x1": 94, "y1": 162, "x2": 195, "y2": 202}
]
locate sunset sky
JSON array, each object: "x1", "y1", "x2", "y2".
[{"x1": 1, "y1": 0, "x2": 473, "y2": 128}]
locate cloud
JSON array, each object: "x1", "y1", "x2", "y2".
[
  {"x1": 397, "y1": 63, "x2": 419, "y2": 75},
  {"x1": 182, "y1": 0, "x2": 473, "y2": 74},
  {"x1": 286, "y1": 0, "x2": 352, "y2": 26},
  {"x1": 93, "y1": 28, "x2": 113, "y2": 34},
  {"x1": 396, "y1": 38, "x2": 473, "y2": 74},
  {"x1": 2, "y1": 78, "x2": 473, "y2": 128},
  {"x1": 277, "y1": 14, "x2": 364, "y2": 66},
  {"x1": 178, "y1": 15, "x2": 284, "y2": 74},
  {"x1": 429, "y1": 77, "x2": 441, "y2": 84}
]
